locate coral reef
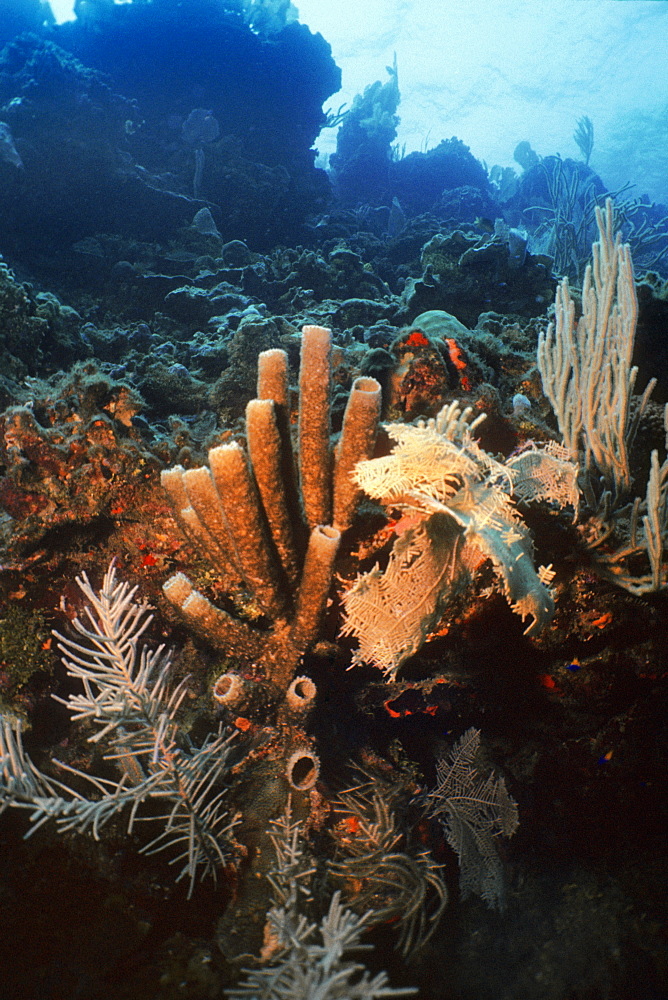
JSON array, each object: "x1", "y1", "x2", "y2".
[
  {"x1": 0, "y1": 262, "x2": 82, "y2": 387},
  {"x1": 329, "y1": 58, "x2": 400, "y2": 207},
  {"x1": 0, "y1": 35, "x2": 194, "y2": 251},
  {"x1": 0, "y1": 604, "x2": 52, "y2": 718},
  {"x1": 0, "y1": 365, "x2": 157, "y2": 556},
  {"x1": 0, "y1": 1, "x2": 340, "y2": 266},
  {"x1": 389, "y1": 138, "x2": 492, "y2": 217},
  {"x1": 0, "y1": 7, "x2": 666, "y2": 989},
  {"x1": 402, "y1": 227, "x2": 556, "y2": 326}
]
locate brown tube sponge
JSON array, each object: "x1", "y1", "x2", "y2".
[
  {"x1": 161, "y1": 466, "x2": 219, "y2": 559},
  {"x1": 178, "y1": 505, "x2": 221, "y2": 560},
  {"x1": 212, "y1": 671, "x2": 248, "y2": 708},
  {"x1": 283, "y1": 675, "x2": 317, "y2": 722},
  {"x1": 333, "y1": 375, "x2": 382, "y2": 530},
  {"x1": 246, "y1": 398, "x2": 300, "y2": 586},
  {"x1": 161, "y1": 570, "x2": 193, "y2": 608},
  {"x1": 255, "y1": 349, "x2": 302, "y2": 544},
  {"x1": 163, "y1": 573, "x2": 263, "y2": 655},
  {"x1": 290, "y1": 523, "x2": 341, "y2": 651},
  {"x1": 161, "y1": 465, "x2": 189, "y2": 513},
  {"x1": 208, "y1": 443, "x2": 287, "y2": 617},
  {"x1": 161, "y1": 324, "x2": 361, "y2": 682},
  {"x1": 298, "y1": 325, "x2": 332, "y2": 529},
  {"x1": 257, "y1": 348, "x2": 289, "y2": 407},
  {"x1": 286, "y1": 747, "x2": 320, "y2": 791},
  {"x1": 181, "y1": 466, "x2": 236, "y2": 563}
]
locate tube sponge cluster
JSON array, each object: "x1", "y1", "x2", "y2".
[{"x1": 161, "y1": 325, "x2": 381, "y2": 690}]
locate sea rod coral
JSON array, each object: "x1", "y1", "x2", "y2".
[{"x1": 537, "y1": 197, "x2": 668, "y2": 594}]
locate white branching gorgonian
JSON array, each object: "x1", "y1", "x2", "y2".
[
  {"x1": 0, "y1": 562, "x2": 240, "y2": 897},
  {"x1": 329, "y1": 782, "x2": 448, "y2": 957},
  {"x1": 423, "y1": 728, "x2": 519, "y2": 910},
  {"x1": 228, "y1": 799, "x2": 417, "y2": 1000}
]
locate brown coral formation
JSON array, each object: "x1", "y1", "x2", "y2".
[{"x1": 0, "y1": 371, "x2": 156, "y2": 555}]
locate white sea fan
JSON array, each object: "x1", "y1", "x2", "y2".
[
  {"x1": 341, "y1": 518, "x2": 463, "y2": 680},
  {"x1": 506, "y1": 440, "x2": 579, "y2": 518},
  {"x1": 341, "y1": 402, "x2": 561, "y2": 677}
]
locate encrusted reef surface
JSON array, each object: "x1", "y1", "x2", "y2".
[{"x1": 0, "y1": 6, "x2": 667, "y2": 999}]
